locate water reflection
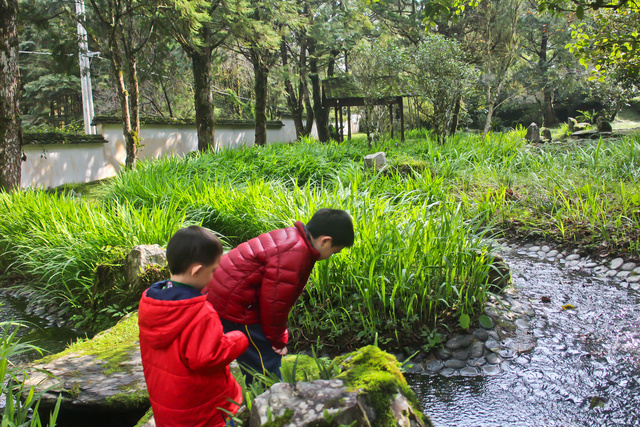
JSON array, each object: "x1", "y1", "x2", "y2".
[{"x1": 408, "y1": 249, "x2": 640, "y2": 426}]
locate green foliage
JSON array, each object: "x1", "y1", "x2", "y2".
[{"x1": 1, "y1": 321, "x2": 61, "y2": 426}]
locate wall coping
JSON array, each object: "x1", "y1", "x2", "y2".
[
  {"x1": 22, "y1": 133, "x2": 108, "y2": 146},
  {"x1": 92, "y1": 115, "x2": 284, "y2": 129}
]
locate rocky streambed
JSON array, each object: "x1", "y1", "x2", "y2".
[{"x1": 407, "y1": 241, "x2": 640, "y2": 426}]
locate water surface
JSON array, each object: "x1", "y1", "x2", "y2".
[{"x1": 408, "y1": 249, "x2": 640, "y2": 426}]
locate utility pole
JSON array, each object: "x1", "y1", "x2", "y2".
[{"x1": 75, "y1": 0, "x2": 96, "y2": 134}]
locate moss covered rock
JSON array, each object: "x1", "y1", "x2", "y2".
[{"x1": 22, "y1": 312, "x2": 149, "y2": 422}]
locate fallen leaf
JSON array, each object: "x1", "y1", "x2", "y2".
[
  {"x1": 562, "y1": 304, "x2": 575, "y2": 310},
  {"x1": 541, "y1": 296, "x2": 551, "y2": 303}
]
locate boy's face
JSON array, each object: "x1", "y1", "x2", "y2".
[
  {"x1": 315, "y1": 237, "x2": 345, "y2": 260},
  {"x1": 190, "y1": 258, "x2": 221, "y2": 289}
]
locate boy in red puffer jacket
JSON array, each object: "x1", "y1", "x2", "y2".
[
  {"x1": 207, "y1": 208, "x2": 354, "y2": 384},
  {"x1": 138, "y1": 226, "x2": 249, "y2": 427}
]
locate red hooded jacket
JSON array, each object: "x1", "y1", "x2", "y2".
[
  {"x1": 138, "y1": 288, "x2": 249, "y2": 427},
  {"x1": 206, "y1": 221, "x2": 320, "y2": 349}
]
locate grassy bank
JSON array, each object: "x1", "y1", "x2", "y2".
[{"x1": 1, "y1": 131, "x2": 638, "y2": 351}]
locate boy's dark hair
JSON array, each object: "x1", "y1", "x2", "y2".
[
  {"x1": 306, "y1": 208, "x2": 354, "y2": 247},
  {"x1": 166, "y1": 226, "x2": 223, "y2": 275}
]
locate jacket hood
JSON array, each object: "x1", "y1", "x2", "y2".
[{"x1": 138, "y1": 290, "x2": 206, "y2": 350}]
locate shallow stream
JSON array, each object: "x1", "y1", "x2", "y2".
[
  {"x1": 408, "y1": 247, "x2": 640, "y2": 426},
  {"x1": 2, "y1": 246, "x2": 640, "y2": 426}
]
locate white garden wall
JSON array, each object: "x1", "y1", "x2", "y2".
[{"x1": 21, "y1": 117, "x2": 316, "y2": 189}]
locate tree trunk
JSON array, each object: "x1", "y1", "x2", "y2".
[
  {"x1": 109, "y1": 42, "x2": 137, "y2": 169},
  {"x1": 191, "y1": 48, "x2": 216, "y2": 152},
  {"x1": 539, "y1": 24, "x2": 557, "y2": 127},
  {"x1": 450, "y1": 97, "x2": 461, "y2": 135},
  {"x1": 0, "y1": 0, "x2": 21, "y2": 191},
  {"x1": 309, "y1": 44, "x2": 329, "y2": 143},
  {"x1": 281, "y1": 39, "x2": 305, "y2": 139},
  {"x1": 252, "y1": 50, "x2": 269, "y2": 147},
  {"x1": 542, "y1": 87, "x2": 557, "y2": 126}
]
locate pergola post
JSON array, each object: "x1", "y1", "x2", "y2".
[
  {"x1": 347, "y1": 106, "x2": 352, "y2": 140},
  {"x1": 399, "y1": 96, "x2": 405, "y2": 143},
  {"x1": 389, "y1": 103, "x2": 394, "y2": 140},
  {"x1": 339, "y1": 103, "x2": 344, "y2": 142},
  {"x1": 334, "y1": 101, "x2": 339, "y2": 142}
]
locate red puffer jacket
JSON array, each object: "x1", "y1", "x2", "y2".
[
  {"x1": 138, "y1": 291, "x2": 249, "y2": 427},
  {"x1": 206, "y1": 221, "x2": 320, "y2": 349}
]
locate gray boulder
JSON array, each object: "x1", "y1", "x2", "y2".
[
  {"x1": 541, "y1": 128, "x2": 552, "y2": 142},
  {"x1": 525, "y1": 123, "x2": 540, "y2": 143},
  {"x1": 22, "y1": 313, "x2": 148, "y2": 422},
  {"x1": 249, "y1": 346, "x2": 431, "y2": 427},
  {"x1": 597, "y1": 116, "x2": 613, "y2": 132},
  {"x1": 125, "y1": 244, "x2": 168, "y2": 291},
  {"x1": 364, "y1": 152, "x2": 387, "y2": 170}
]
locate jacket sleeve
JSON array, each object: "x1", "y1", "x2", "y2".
[
  {"x1": 182, "y1": 311, "x2": 249, "y2": 372},
  {"x1": 259, "y1": 247, "x2": 308, "y2": 349}
]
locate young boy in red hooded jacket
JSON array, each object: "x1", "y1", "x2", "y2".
[
  {"x1": 207, "y1": 208, "x2": 354, "y2": 384},
  {"x1": 138, "y1": 226, "x2": 249, "y2": 427}
]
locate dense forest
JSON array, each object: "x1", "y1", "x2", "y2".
[{"x1": 2, "y1": 0, "x2": 639, "y2": 187}]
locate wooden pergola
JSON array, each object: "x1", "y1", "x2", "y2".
[{"x1": 322, "y1": 76, "x2": 409, "y2": 142}]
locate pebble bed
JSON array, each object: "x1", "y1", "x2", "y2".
[{"x1": 402, "y1": 241, "x2": 639, "y2": 377}]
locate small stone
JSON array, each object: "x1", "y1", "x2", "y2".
[
  {"x1": 627, "y1": 275, "x2": 640, "y2": 283},
  {"x1": 594, "y1": 266, "x2": 608, "y2": 274},
  {"x1": 633, "y1": 267, "x2": 640, "y2": 275},
  {"x1": 499, "y1": 349, "x2": 515, "y2": 359},
  {"x1": 444, "y1": 359, "x2": 467, "y2": 369},
  {"x1": 485, "y1": 340, "x2": 500, "y2": 352},
  {"x1": 404, "y1": 363, "x2": 424, "y2": 374},
  {"x1": 488, "y1": 331, "x2": 500, "y2": 341},
  {"x1": 453, "y1": 348, "x2": 470, "y2": 360},
  {"x1": 425, "y1": 360, "x2": 444, "y2": 373},
  {"x1": 436, "y1": 348, "x2": 452, "y2": 360},
  {"x1": 631, "y1": 283, "x2": 640, "y2": 291},
  {"x1": 617, "y1": 271, "x2": 631, "y2": 279},
  {"x1": 537, "y1": 251, "x2": 547, "y2": 258},
  {"x1": 584, "y1": 262, "x2": 597, "y2": 268},
  {"x1": 486, "y1": 353, "x2": 501, "y2": 365},
  {"x1": 541, "y1": 246, "x2": 551, "y2": 252},
  {"x1": 471, "y1": 341, "x2": 485, "y2": 358},
  {"x1": 621, "y1": 262, "x2": 637, "y2": 271},
  {"x1": 471, "y1": 357, "x2": 487, "y2": 367},
  {"x1": 485, "y1": 307, "x2": 499, "y2": 318},
  {"x1": 528, "y1": 246, "x2": 541, "y2": 252},
  {"x1": 610, "y1": 258, "x2": 624, "y2": 270},
  {"x1": 547, "y1": 250, "x2": 559, "y2": 258},
  {"x1": 473, "y1": 329, "x2": 489, "y2": 342},
  {"x1": 515, "y1": 318, "x2": 529, "y2": 330},
  {"x1": 445, "y1": 335, "x2": 474, "y2": 350},
  {"x1": 460, "y1": 367, "x2": 480, "y2": 377},
  {"x1": 514, "y1": 356, "x2": 529, "y2": 365},
  {"x1": 500, "y1": 360, "x2": 512, "y2": 371},
  {"x1": 606, "y1": 270, "x2": 619, "y2": 277},
  {"x1": 439, "y1": 368, "x2": 455, "y2": 377},
  {"x1": 566, "y1": 254, "x2": 581, "y2": 261},
  {"x1": 482, "y1": 365, "x2": 501, "y2": 375},
  {"x1": 568, "y1": 260, "x2": 580, "y2": 267}
]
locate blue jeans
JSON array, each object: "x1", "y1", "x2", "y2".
[{"x1": 220, "y1": 318, "x2": 282, "y2": 385}]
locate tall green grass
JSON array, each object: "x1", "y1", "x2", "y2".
[{"x1": 1, "y1": 131, "x2": 638, "y2": 342}]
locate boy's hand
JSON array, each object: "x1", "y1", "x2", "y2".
[{"x1": 272, "y1": 346, "x2": 288, "y2": 356}]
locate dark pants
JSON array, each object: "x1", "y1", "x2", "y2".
[{"x1": 220, "y1": 318, "x2": 282, "y2": 385}]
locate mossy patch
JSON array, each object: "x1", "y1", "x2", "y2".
[
  {"x1": 263, "y1": 408, "x2": 294, "y2": 427},
  {"x1": 334, "y1": 345, "x2": 427, "y2": 427},
  {"x1": 105, "y1": 388, "x2": 149, "y2": 410},
  {"x1": 282, "y1": 354, "x2": 334, "y2": 382},
  {"x1": 133, "y1": 407, "x2": 154, "y2": 427},
  {"x1": 37, "y1": 312, "x2": 139, "y2": 375}
]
